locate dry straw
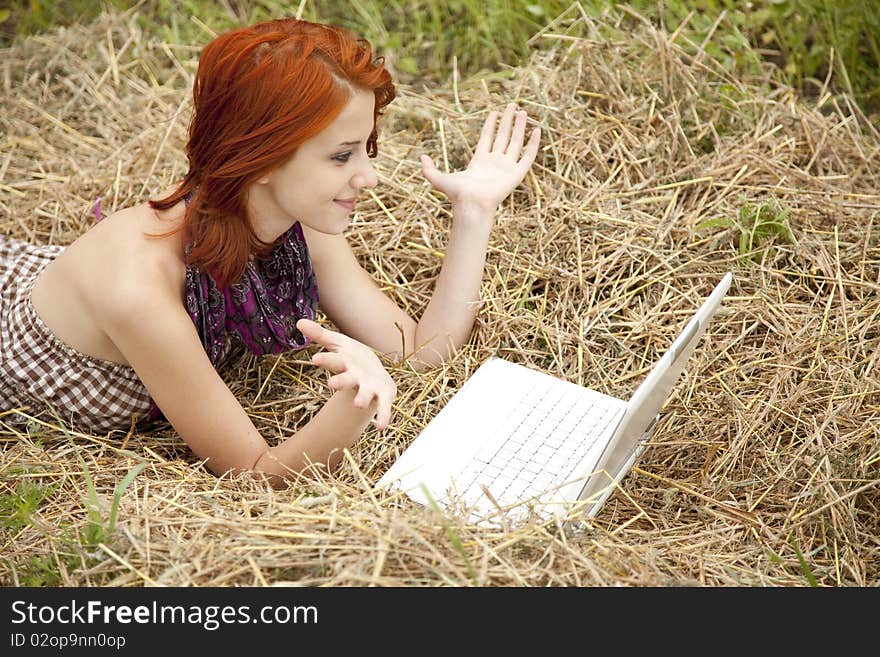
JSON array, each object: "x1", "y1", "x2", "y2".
[{"x1": 1, "y1": 6, "x2": 878, "y2": 586}]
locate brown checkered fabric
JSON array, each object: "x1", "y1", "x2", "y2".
[{"x1": 1, "y1": 236, "x2": 154, "y2": 434}]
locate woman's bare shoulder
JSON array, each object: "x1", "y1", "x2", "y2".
[
  {"x1": 79, "y1": 201, "x2": 189, "y2": 316},
  {"x1": 28, "y1": 200, "x2": 190, "y2": 365}
]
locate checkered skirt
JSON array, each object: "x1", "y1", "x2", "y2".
[{"x1": 0, "y1": 236, "x2": 154, "y2": 434}]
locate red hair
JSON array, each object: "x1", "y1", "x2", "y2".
[{"x1": 149, "y1": 18, "x2": 395, "y2": 287}]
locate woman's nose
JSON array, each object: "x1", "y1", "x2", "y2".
[{"x1": 351, "y1": 160, "x2": 378, "y2": 190}]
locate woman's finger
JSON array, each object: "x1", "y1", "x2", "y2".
[
  {"x1": 311, "y1": 351, "x2": 346, "y2": 373},
  {"x1": 491, "y1": 103, "x2": 517, "y2": 152},
  {"x1": 420, "y1": 153, "x2": 444, "y2": 186},
  {"x1": 353, "y1": 385, "x2": 376, "y2": 409},
  {"x1": 516, "y1": 127, "x2": 541, "y2": 173},
  {"x1": 506, "y1": 111, "x2": 528, "y2": 159},
  {"x1": 327, "y1": 372, "x2": 356, "y2": 390},
  {"x1": 296, "y1": 318, "x2": 340, "y2": 349},
  {"x1": 374, "y1": 405, "x2": 389, "y2": 430},
  {"x1": 374, "y1": 389, "x2": 394, "y2": 430},
  {"x1": 474, "y1": 110, "x2": 499, "y2": 154}
]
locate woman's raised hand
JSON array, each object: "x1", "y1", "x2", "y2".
[
  {"x1": 296, "y1": 319, "x2": 397, "y2": 430},
  {"x1": 419, "y1": 103, "x2": 541, "y2": 217}
]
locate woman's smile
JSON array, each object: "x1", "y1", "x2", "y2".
[{"x1": 334, "y1": 197, "x2": 357, "y2": 211}]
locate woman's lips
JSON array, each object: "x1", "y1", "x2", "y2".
[{"x1": 334, "y1": 198, "x2": 356, "y2": 211}]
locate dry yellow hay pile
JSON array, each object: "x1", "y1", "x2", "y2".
[{"x1": 1, "y1": 7, "x2": 878, "y2": 586}]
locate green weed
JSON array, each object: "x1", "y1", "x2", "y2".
[
  {"x1": 765, "y1": 538, "x2": 819, "y2": 586},
  {"x1": 697, "y1": 199, "x2": 794, "y2": 264},
  {"x1": 0, "y1": 475, "x2": 84, "y2": 585},
  {"x1": 76, "y1": 453, "x2": 146, "y2": 550},
  {"x1": 737, "y1": 200, "x2": 795, "y2": 263},
  {"x1": 419, "y1": 483, "x2": 478, "y2": 585},
  {"x1": 0, "y1": 479, "x2": 54, "y2": 533},
  {"x1": 789, "y1": 533, "x2": 819, "y2": 586},
  {"x1": 16, "y1": 552, "x2": 80, "y2": 586}
]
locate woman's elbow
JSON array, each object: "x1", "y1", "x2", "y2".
[
  {"x1": 200, "y1": 450, "x2": 290, "y2": 489},
  {"x1": 248, "y1": 449, "x2": 292, "y2": 489}
]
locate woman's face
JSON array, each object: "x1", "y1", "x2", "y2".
[{"x1": 249, "y1": 88, "x2": 379, "y2": 241}]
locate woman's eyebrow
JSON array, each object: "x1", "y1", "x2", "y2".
[{"x1": 337, "y1": 140, "x2": 360, "y2": 146}]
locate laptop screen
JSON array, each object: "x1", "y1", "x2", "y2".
[{"x1": 577, "y1": 272, "x2": 732, "y2": 514}]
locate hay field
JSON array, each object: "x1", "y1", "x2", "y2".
[{"x1": 1, "y1": 7, "x2": 878, "y2": 587}]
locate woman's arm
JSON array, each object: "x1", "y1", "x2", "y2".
[
  {"x1": 252, "y1": 386, "x2": 376, "y2": 484},
  {"x1": 412, "y1": 104, "x2": 540, "y2": 360},
  {"x1": 306, "y1": 103, "x2": 541, "y2": 366},
  {"x1": 101, "y1": 283, "x2": 389, "y2": 486}
]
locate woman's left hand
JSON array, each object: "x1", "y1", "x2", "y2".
[{"x1": 420, "y1": 103, "x2": 541, "y2": 217}]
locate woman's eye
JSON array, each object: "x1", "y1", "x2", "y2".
[{"x1": 332, "y1": 152, "x2": 352, "y2": 163}]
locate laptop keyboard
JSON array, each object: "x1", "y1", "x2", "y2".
[{"x1": 446, "y1": 382, "x2": 625, "y2": 510}]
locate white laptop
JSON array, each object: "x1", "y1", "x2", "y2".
[{"x1": 377, "y1": 273, "x2": 732, "y2": 524}]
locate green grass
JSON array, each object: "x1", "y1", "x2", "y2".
[
  {"x1": 0, "y1": 406, "x2": 148, "y2": 583},
  {"x1": 3, "y1": 1, "x2": 876, "y2": 118},
  {"x1": 0, "y1": 456, "x2": 145, "y2": 584},
  {"x1": 620, "y1": 0, "x2": 880, "y2": 115},
  {"x1": 0, "y1": 0, "x2": 572, "y2": 82},
  {"x1": 766, "y1": 533, "x2": 820, "y2": 586},
  {"x1": 790, "y1": 533, "x2": 819, "y2": 586},
  {"x1": 420, "y1": 483, "x2": 478, "y2": 585}
]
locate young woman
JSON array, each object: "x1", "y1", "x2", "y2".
[{"x1": 0, "y1": 18, "x2": 540, "y2": 485}]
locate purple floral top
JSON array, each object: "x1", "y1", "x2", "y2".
[{"x1": 146, "y1": 222, "x2": 319, "y2": 422}]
